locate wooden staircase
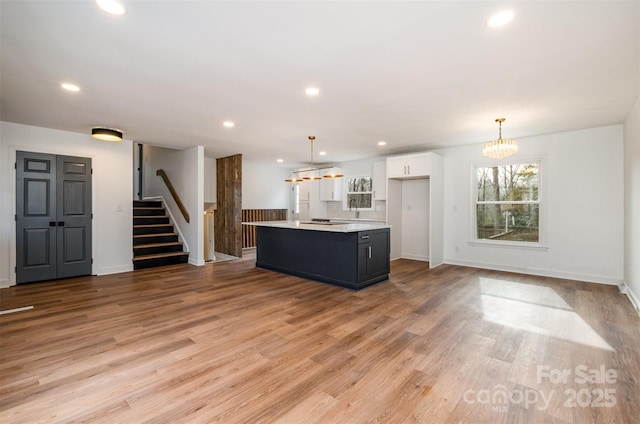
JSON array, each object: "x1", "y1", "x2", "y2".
[{"x1": 133, "y1": 200, "x2": 189, "y2": 270}]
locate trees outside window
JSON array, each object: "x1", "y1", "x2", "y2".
[
  {"x1": 475, "y1": 161, "x2": 540, "y2": 243},
  {"x1": 346, "y1": 176, "x2": 373, "y2": 210}
]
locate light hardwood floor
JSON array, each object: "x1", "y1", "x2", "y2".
[{"x1": 1, "y1": 254, "x2": 639, "y2": 423}]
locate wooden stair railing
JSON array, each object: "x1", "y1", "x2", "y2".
[
  {"x1": 242, "y1": 209, "x2": 287, "y2": 248},
  {"x1": 156, "y1": 169, "x2": 190, "y2": 223}
]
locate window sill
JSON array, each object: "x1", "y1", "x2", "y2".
[{"x1": 468, "y1": 240, "x2": 549, "y2": 251}]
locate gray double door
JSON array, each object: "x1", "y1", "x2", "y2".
[{"x1": 16, "y1": 151, "x2": 92, "y2": 284}]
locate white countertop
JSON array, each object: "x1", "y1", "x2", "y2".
[{"x1": 243, "y1": 220, "x2": 390, "y2": 233}]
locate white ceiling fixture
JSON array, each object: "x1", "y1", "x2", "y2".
[
  {"x1": 487, "y1": 10, "x2": 514, "y2": 28},
  {"x1": 277, "y1": 158, "x2": 283, "y2": 163},
  {"x1": 305, "y1": 87, "x2": 320, "y2": 96},
  {"x1": 223, "y1": 121, "x2": 235, "y2": 128},
  {"x1": 61, "y1": 82, "x2": 80, "y2": 92},
  {"x1": 96, "y1": 0, "x2": 127, "y2": 16},
  {"x1": 377, "y1": 141, "x2": 387, "y2": 146}
]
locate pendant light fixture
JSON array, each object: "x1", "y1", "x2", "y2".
[
  {"x1": 323, "y1": 167, "x2": 344, "y2": 178},
  {"x1": 91, "y1": 127, "x2": 123, "y2": 142},
  {"x1": 284, "y1": 135, "x2": 344, "y2": 182},
  {"x1": 302, "y1": 136, "x2": 322, "y2": 180},
  {"x1": 483, "y1": 118, "x2": 518, "y2": 159}
]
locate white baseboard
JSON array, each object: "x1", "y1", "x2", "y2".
[
  {"x1": 619, "y1": 280, "x2": 640, "y2": 316},
  {"x1": 0, "y1": 278, "x2": 12, "y2": 289},
  {"x1": 97, "y1": 264, "x2": 134, "y2": 276},
  {"x1": 443, "y1": 258, "x2": 622, "y2": 286},
  {"x1": 189, "y1": 258, "x2": 205, "y2": 266},
  {"x1": 400, "y1": 253, "x2": 429, "y2": 262}
]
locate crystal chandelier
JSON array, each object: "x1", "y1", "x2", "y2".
[{"x1": 483, "y1": 118, "x2": 518, "y2": 159}]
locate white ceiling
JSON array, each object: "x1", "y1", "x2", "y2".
[{"x1": 1, "y1": 1, "x2": 638, "y2": 166}]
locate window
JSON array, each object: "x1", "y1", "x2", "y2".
[
  {"x1": 345, "y1": 176, "x2": 373, "y2": 211},
  {"x1": 474, "y1": 159, "x2": 544, "y2": 245}
]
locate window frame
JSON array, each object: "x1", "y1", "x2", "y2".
[
  {"x1": 343, "y1": 175, "x2": 374, "y2": 211},
  {"x1": 469, "y1": 155, "x2": 548, "y2": 250}
]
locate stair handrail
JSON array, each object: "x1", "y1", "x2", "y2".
[{"x1": 156, "y1": 169, "x2": 190, "y2": 223}]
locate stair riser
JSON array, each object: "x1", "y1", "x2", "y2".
[
  {"x1": 134, "y1": 208, "x2": 166, "y2": 216},
  {"x1": 133, "y1": 201, "x2": 162, "y2": 208},
  {"x1": 134, "y1": 244, "x2": 184, "y2": 256},
  {"x1": 134, "y1": 217, "x2": 170, "y2": 225},
  {"x1": 134, "y1": 225, "x2": 174, "y2": 235},
  {"x1": 134, "y1": 234, "x2": 179, "y2": 245},
  {"x1": 134, "y1": 254, "x2": 189, "y2": 270}
]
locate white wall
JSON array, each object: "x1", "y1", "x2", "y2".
[
  {"x1": 143, "y1": 145, "x2": 204, "y2": 266},
  {"x1": 624, "y1": 98, "x2": 640, "y2": 311},
  {"x1": 438, "y1": 125, "x2": 624, "y2": 285},
  {"x1": 242, "y1": 159, "x2": 290, "y2": 209},
  {"x1": 0, "y1": 121, "x2": 133, "y2": 286},
  {"x1": 401, "y1": 179, "x2": 429, "y2": 261}
]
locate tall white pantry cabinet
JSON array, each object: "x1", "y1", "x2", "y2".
[{"x1": 385, "y1": 152, "x2": 444, "y2": 268}]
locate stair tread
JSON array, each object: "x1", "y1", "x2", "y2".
[
  {"x1": 134, "y1": 207, "x2": 164, "y2": 209},
  {"x1": 133, "y1": 232, "x2": 177, "y2": 238},
  {"x1": 134, "y1": 224, "x2": 174, "y2": 228},
  {"x1": 134, "y1": 215, "x2": 169, "y2": 218},
  {"x1": 134, "y1": 242, "x2": 182, "y2": 248},
  {"x1": 133, "y1": 251, "x2": 188, "y2": 261}
]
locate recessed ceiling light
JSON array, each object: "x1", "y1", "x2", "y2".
[
  {"x1": 61, "y1": 82, "x2": 80, "y2": 92},
  {"x1": 277, "y1": 158, "x2": 284, "y2": 163},
  {"x1": 377, "y1": 141, "x2": 387, "y2": 146},
  {"x1": 305, "y1": 87, "x2": 320, "y2": 96},
  {"x1": 487, "y1": 10, "x2": 514, "y2": 28},
  {"x1": 319, "y1": 151, "x2": 327, "y2": 156},
  {"x1": 223, "y1": 121, "x2": 235, "y2": 128},
  {"x1": 96, "y1": 0, "x2": 127, "y2": 16}
]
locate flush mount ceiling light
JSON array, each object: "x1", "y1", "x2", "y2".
[
  {"x1": 377, "y1": 141, "x2": 387, "y2": 146},
  {"x1": 483, "y1": 118, "x2": 518, "y2": 159},
  {"x1": 91, "y1": 127, "x2": 123, "y2": 142},
  {"x1": 223, "y1": 121, "x2": 235, "y2": 128},
  {"x1": 96, "y1": 0, "x2": 127, "y2": 16},
  {"x1": 487, "y1": 10, "x2": 514, "y2": 28}
]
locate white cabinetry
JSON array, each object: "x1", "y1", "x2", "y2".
[
  {"x1": 298, "y1": 180, "x2": 311, "y2": 203},
  {"x1": 386, "y1": 152, "x2": 443, "y2": 268},
  {"x1": 320, "y1": 177, "x2": 342, "y2": 201},
  {"x1": 386, "y1": 153, "x2": 431, "y2": 179},
  {"x1": 373, "y1": 161, "x2": 386, "y2": 200}
]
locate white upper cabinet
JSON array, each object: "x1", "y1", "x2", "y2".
[
  {"x1": 386, "y1": 153, "x2": 432, "y2": 179},
  {"x1": 373, "y1": 161, "x2": 386, "y2": 200},
  {"x1": 320, "y1": 177, "x2": 342, "y2": 201},
  {"x1": 298, "y1": 180, "x2": 311, "y2": 202}
]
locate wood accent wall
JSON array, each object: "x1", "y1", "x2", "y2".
[
  {"x1": 214, "y1": 154, "x2": 242, "y2": 258},
  {"x1": 242, "y1": 209, "x2": 288, "y2": 248}
]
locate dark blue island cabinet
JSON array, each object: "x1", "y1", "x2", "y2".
[{"x1": 254, "y1": 223, "x2": 390, "y2": 290}]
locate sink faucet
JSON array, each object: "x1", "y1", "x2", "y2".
[{"x1": 349, "y1": 198, "x2": 360, "y2": 218}]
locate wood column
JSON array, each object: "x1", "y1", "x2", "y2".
[{"x1": 214, "y1": 154, "x2": 242, "y2": 257}]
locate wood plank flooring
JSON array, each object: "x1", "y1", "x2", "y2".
[{"x1": 1, "y1": 254, "x2": 639, "y2": 423}]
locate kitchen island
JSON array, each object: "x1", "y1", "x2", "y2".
[{"x1": 247, "y1": 221, "x2": 390, "y2": 290}]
